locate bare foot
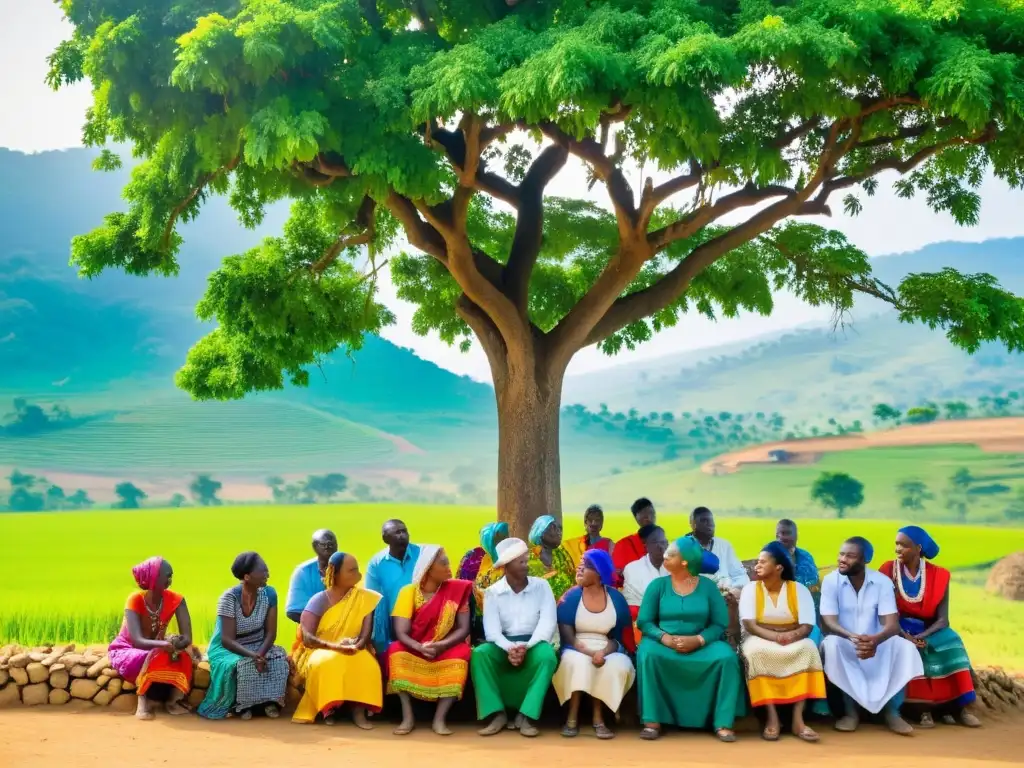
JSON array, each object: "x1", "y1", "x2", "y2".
[
  {"x1": 264, "y1": 704, "x2": 281, "y2": 719},
  {"x1": 165, "y1": 701, "x2": 189, "y2": 716},
  {"x1": 393, "y1": 719, "x2": 415, "y2": 736},
  {"x1": 431, "y1": 720, "x2": 453, "y2": 736},
  {"x1": 886, "y1": 714, "x2": 914, "y2": 736},
  {"x1": 352, "y1": 709, "x2": 374, "y2": 730},
  {"x1": 960, "y1": 711, "x2": 982, "y2": 728},
  {"x1": 519, "y1": 718, "x2": 540, "y2": 738},
  {"x1": 323, "y1": 715, "x2": 337, "y2": 726},
  {"x1": 835, "y1": 715, "x2": 859, "y2": 732},
  {"x1": 135, "y1": 700, "x2": 154, "y2": 721},
  {"x1": 240, "y1": 709, "x2": 253, "y2": 721},
  {"x1": 478, "y1": 712, "x2": 508, "y2": 736}
]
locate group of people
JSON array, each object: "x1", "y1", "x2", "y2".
[{"x1": 105, "y1": 499, "x2": 982, "y2": 742}]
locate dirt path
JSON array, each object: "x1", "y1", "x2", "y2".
[
  {"x1": 701, "y1": 417, "x2": 1024, "y2": 475},
  {"x1": 3, "y1": 708, "x2": 1022, "y2": 767}
]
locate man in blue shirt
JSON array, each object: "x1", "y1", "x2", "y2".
[
  {"x1": 364, "y1": 519, "x2": 420, "y2": 655},
  {"x1": 285, "y1": 529, "x2": 338, "y2": 623}
]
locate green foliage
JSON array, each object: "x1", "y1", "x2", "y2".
[
  {"x1": 113, "y1": 481, "x2": 147, "y2": 509},
  {"x1": 905, "y1": 404, "x2": 940, "y2": 424},
  {"x1": 897, "y1": 479, "x2": 934, "y2": 512},
  {"x1": 189, "y1": 473, "x2": 223, "y2": 506},
  {"x1": 810, "y1": 471, "x2": 864, "y2": 519}
]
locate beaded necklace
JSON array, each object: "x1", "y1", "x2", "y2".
[
  {"x1": 894, "y1": 560, "x2": 926, "y2": 604},
  {"x1": 144, "y1": 593, "x2": 164, "y2": 635}
]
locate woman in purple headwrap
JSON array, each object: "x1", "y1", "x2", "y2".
[
  {"x1": 108, "y1": 556, "x2": 195, "y2": 720},
  {"x1": 552, "y1": 549, "x2": 636, "y2": 739}
]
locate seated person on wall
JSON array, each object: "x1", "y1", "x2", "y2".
[
  {"x1": 285, "y1": 529, "x2": 338, "y2": 623},
  {"x1": 636, "y1": 537, "x2": 746, "y2": 743},
  {"x1": 878, "y1": 526, "x2": 981, "y2": 729},
  {"x1": 622, "y1": 525, "x2": 669, "y2": 642},
  {"x1": 364, "y1": 519, "x2": 421, "y2": 656},
  {"x1": 819, "y1": 537, "x2": 923, "y2": 735},
  {"x1": 688, "y1": 506, "x2": 750, "y2": 645},
  {"x1": 108, "y1": 557, "x2": 195, "y2": 721},
  {"x1": 553, "y1": 549, "x2": 636, "y2": 740},
  {"x1": 198, "y1": 552, "x2": 290, "y2": 721},
  {"x1": 387, "y1": 545, "x2": 473, "y2": 736},
  {"x1": 776, "y1": 518, "x2": 822, "y2": 614},
  {"x1": 459, "y1": 522, "x2": 508, "y2": 582},
  {"x1": 563, "y1": 504, "x2": 615, "y2": 565},
  {"x1": 472, "y1": 537, "x2": 559, "y2": 738},
  {"x1": 527, "y1": 515, "x2": 578, "y2": 601},
  {"x1": 464, "y1": 522, "x2": 509, "y2": 644},
  {"x1": 739, "y1": 542, "x2": 826, "y2": 744},
  {"x1": 291, "y1": 551, "x2": 382, "y2": 728},
  {"x1": 613, "y1": 498, "x2": 658, "y2": 585}
]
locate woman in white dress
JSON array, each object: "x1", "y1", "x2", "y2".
[
  {"x1": 552, "y1": 550, "x2": 636, "y2": 739},
  {"x1": 739, "y1": 542, "x2": 826, "y2": 743}
]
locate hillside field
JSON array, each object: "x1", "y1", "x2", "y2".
[
  {"x1": 567, "y1": 444, "x2": 1024, "y2": 520},
  {"x1": 1, "y1": 505, "x2": 1022, "y2": 669}
]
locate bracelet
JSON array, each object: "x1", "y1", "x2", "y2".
[{"x1": 698, "y1": 635, "x2": 706, "y2": 647}]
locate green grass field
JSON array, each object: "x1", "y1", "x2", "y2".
[
  {"x1": 1, "y1": 505, "x2": 1022, "y2": 669},
  {"x1": 567, "y1": 444, "x2": 1024, "y2": 521}
]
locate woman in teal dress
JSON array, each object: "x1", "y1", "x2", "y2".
[{"x1": 636, "y1": 536, "x2": 745, "y2": 742}]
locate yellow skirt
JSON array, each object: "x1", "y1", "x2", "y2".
[{"x1": 291, "y1": 648, "x2": 383, "y2": 723}]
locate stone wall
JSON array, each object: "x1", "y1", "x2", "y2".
[{"x1": 0, "y1": 644, "x2": 210, "y2": 710}]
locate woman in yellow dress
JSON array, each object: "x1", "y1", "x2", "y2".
[{"x1": 291, "y1": 551, "x2": 382, "y2": 727}]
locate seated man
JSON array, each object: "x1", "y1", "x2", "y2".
[
  {"x1": 820, "y1": 537, "x2": 923, "y2": 735},
  {"x1": 688, "y1": 507, "x2": 749, "y2": 594},
  {"x1": 612, "y1": 498, "x2": 657, "y2": 586},
  {"x1": 471, "y1": 537, "x2": 558, "y2": 738},
  {"x1": 285, "y1": 529, "x2": 337, "y2": 623}
]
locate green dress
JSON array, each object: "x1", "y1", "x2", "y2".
[{"x1": 637, "y1": 575, "x2": 746, "y2": 730}]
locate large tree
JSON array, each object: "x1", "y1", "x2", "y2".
[{"x1": 51, "y1": 0, "x2": 1024, "y2": 535}]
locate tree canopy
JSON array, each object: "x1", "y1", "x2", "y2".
[{"x1": 49, "y1": 0, "x2": 1024, "y2": 406}]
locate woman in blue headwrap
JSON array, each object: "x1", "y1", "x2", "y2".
[
  {"x1": 879, "y1": 526, "x2": 980, "y2": 728},
  {"x1": 552, "y1": 549, "x2": 636, "y2": 739},
  {"x1": 465, "y1": 522, "x2": 510, "y2": 644},
  {"x1": 636, "y1": 536, "x2": 746, "y2": 742},
  {"x1": 527, "y1": 515, "x2": 578, "y2": 600},
  {"x1": 738, "y1": 542, "x2": 825, "y2": 742}
]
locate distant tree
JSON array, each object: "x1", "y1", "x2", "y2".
[
  {"x1": 951, "y1": 468, "x2": 974, "y2": 490},
  {"x1": 351, "y1": 483, "x2": 373, "y2": 502},
  {"x1": 661, "y1": 412, "x2": 675, "y2": 423},
  {"x1": 872, "y1": 403, "x2": 902, "y2": 426},
  {"x1": 943, "y1": 401, "x2": 971, "y2": 420},
  {"x1": 304, "y1": 473, "x2": 348, "y2": 502},
  {"x1": 896, "y1": 479, "x2": 934, "y2": 512},
  {"x1": 811, "y1": 472, "x2": 864, "y2": 520},
  {"x1": 189, "y1": 474, "x2": 223, "y2": 506},
  {"x1": 66, "y1": 489, "x2": 93, "y2": 509},
  {"x1": 168, "y1": 493, "x2": 187, "y2": 508},
  {"x1": 45, "y1": 485, "x2": 67, "y2": 510},
  {"x1": 114, "y1": 482, "x2": 147, "y2": 509},
  {"x1": 942, "y1": 468, "x2": 974, "y2": 522},
  {"x1": 905, "y1": 405, "x2": 939, "y2": 424}
]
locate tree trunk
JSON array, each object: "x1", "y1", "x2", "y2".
[{"x1": 493, "y1": 367, "x2": 564, "y2": 541}]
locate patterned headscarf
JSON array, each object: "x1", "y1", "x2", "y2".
[
  {"x1": 899, "y1": 526, "x2": 940, "y2": 560},
  {"x1": 582, "y1": 549, "x2": 616, "y2": 586},
  {"x1": 324, "y1": 551, "x2": 349, "y2": 589},
  {"x1": 480, "y1": 522, "x2": 508, "y2": 563},
  {"x1": 674, "y1": 536, "x2": 705, "y2": 577},
  {"x1": 528, "y1": 515, "x2": 556, "y2": 546},
  {"x1": 413, "y1": 544, "x2": 443, "y2": 587},
  {"x1": 132, "y1": 557, "x2": 164, "y2": 590}
]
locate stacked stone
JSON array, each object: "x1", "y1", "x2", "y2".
[
  {"x1": 0, "y1": 644, "x2": 210, "y2": 711},
  {"x1": 974, "y1": 667, "x2": 1024, "y2": 712}
]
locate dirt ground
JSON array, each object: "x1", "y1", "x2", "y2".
[
  {"x1": 2, "y1": 707, "x2": 1022, "y2": 768},
  {"x1": 701, "y1": 417, "x2": 1024, "y2": 474}
]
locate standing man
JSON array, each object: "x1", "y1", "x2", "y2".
[
  {"x1": 688, "y1": 507, "x2": 749, "y2": 595},
  {"x1": 820, "y1": 537, "x2": 922, "y2": 735},
  {"x1": 612, "y1": 498, "x2": 657, "y2": 583},
  {"x1": 364, "y1": 519, "x2": 421, "y2": 656},
  {"x1": 285, "y1": 529, "x2": 338, "y2": 623}
]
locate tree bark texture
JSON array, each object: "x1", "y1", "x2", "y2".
[{"x1": 492, "y1": 367, "x2": 564, "y2": 541}]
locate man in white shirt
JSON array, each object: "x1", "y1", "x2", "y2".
[
  {"x1": 472, "y1": 537, "x2": 558, "y2": 738},
  {"x1": 820, "y1": 537, "x2": 923, "y2": 735},
  {"x1": 622, "y1": 525, "x2": 669, "y2": 612},
  {"x1": 689, "y1": 507, "x2": 750, "y2": 595}
]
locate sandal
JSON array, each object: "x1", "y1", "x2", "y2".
[
  {"x1": 762, "y1": 725, "x2": 780, "y2": 741},
  {"x1": 919, "y1": 712, "x2": 935, "y2": 729},
  {"x1": 240, "y1": 710, "x2": 253, "y2": 721},
  {"x1": 639, "y1": 726, "x2": 661, "y2": 741},
  {"x1": 264, "y1": 704, "x2": 281, "y2": 719},
  {"x1": 716, "y1": 728, "x2": 737, "y2": 743},
  {"x1": 794, "y1": 726, "x2": 820, "y2": 743},
  {"x1": 594, "y1": 723, "x2": 615, "y2": 740},
  {"x1": 561, "y1": 720, "x2": 579, "y2": 738}
]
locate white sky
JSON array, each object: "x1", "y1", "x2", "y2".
[{"x1": 4, "y1": 1, "x2": 1024, "y2": 381}]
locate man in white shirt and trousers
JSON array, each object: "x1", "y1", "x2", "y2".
[
  {"x1": 472, "y1": 537, "x2": 558, "y2": 738},
  {"x1": 820, "y1": 536, "x2": 923, "y2": 735}
]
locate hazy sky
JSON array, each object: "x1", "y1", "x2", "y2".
[{"x1": 4, "y1": 2, "x2": 1024, "y2": 381}]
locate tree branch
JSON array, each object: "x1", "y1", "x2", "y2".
[
  {"x1": 159, "y1": 156, "x2": 239, "y2": 251},
  {"x1": 503, "y1": 144, "x2": 569, "y2": 310},
  {"x1": 310, "y1": 197, "x2": 375, "y2": 274},
  {"x1": 385, "y1": 192, "x2": 448, "y2": 262},
  {"x1": 426, "y1": 122, "x2": 522, "y2": 207}
]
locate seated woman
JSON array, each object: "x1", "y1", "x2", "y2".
[
  {"x1": 291, "y1": 551, "x2": 382, "y2": 728},
  {"x1": 387, "y1": 545, "x2": 473, "y2": 736},
  {"x1": 108, "y1": 557, "x2": 194, "y2": 720},
  {"x1": 552, "y1": 550, "x2": 636, "y2": 740},
  {"x1": 198, "y1": 552, "x2": 290, "y2": 720},
  {"x1": 458, "y1": 522, "x2": 508, "y2": 582},
  {"x1": 527, "y1": 515, "x2": 577, "y2": 600},
  {"x1": 738, "y1": 542, "x2": 826, "y2": 743},
  {"x1": 636, "y1": 537, "x2": 745, "y2": 742},
  {"x1": 564, "y1": 505, "x2": 615, "y2": 565},
  {"x1": 879, "y1": 526, "x2": 980, "y2": 728}
]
